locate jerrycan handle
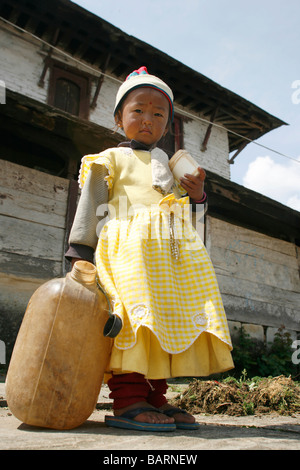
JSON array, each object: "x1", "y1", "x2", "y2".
[{"x1": 96, "y1": 279, "x2": 122, "y2": 338}]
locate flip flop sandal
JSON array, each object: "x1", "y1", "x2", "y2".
[
  {"x1": 105, "y1": 407, "x2": 176, "y2": 432},
  {"x1": 162, "y1": 407, "x2": 200, "y2": 430}
]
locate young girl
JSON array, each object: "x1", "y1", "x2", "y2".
[{"x1": 66, "y1": 67, "x2": 233, "y2": 432}]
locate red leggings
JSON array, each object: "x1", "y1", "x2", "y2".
[{"x1": 107, "y1": 372, "x2": 168, "y2": 410}]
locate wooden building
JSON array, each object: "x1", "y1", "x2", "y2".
[{"x1": 0, "y1": 0, "x2": 299, "y2": 363}]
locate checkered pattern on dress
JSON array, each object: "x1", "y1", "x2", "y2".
[{"x1": 76, "y1": 149, "x2": 232, "y2": 355}]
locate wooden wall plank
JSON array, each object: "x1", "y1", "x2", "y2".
[
  {"x1": 221, "y1": 292, "x2": 299, "y2": 330},
  {"x1": 212, "y1": 246, "x2": 299, "y2": 292},
  {"x1": 0, "y1": 159, "x2": 69, "y2": 201},
  {"x1": 0, "y1": 252, "x2": 62, "y2": 279},
  {"x1": 0, "y1": 215, "x2": 65, "y2": 261},
  {"x1": 0, "y1": 185, "x2": 67, "y2": 228},
  {"x1": 207, "y1": 217, "x2": 295, "y2": 257},
  {"x1": 206, "y1": 216, "x2": 300, "y2": 331},
  {"x1": 0, "y1": 160, "x2": 70, "y2": 272}
]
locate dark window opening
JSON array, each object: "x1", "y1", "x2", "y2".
[
  {"x1": 1, "y1": 130, "x2": 66, "y2": 176},
  {"x1": 48, "y1": 63, "x2": 91, "y2": 119},
  {"x1": 158, "y1": 114, "x2": 184, "y2": 158},
  {"x1": 54, "y1": 78, "x2": 80, "y2": 116}
]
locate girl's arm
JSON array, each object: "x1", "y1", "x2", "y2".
[{"x1": 65, "y1": 163, "x2": 108, "y2": 264}]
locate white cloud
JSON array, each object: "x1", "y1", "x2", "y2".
[
  {"x1": 243, "y1": 156, "x2": 300, "y2": 211},
  {"x1": 286, "y1": 195, "x2": 300, "y2": 212}
]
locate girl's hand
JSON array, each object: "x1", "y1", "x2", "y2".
[
  {"x1": 71, "y1": 257, "x2": 81, "y2": 267},
  {"x1": 180, "y1": 167, "x2": 206, "y2": 201}
]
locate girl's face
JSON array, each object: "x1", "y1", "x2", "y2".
[{"x1": 115, "y1": 87, "x2": 170, "y2": 146}]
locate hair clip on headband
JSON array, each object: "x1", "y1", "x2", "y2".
[{"x1": 126, "y1": 66, "x2": 149, "y2": 80}]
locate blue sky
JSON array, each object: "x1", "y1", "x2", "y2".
[{"x1": 72, "y1": 0, "x2": 300, "y2": 210}]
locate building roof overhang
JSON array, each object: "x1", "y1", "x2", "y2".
[
  {"x1": 0, "y1": 0, "x2": 287, "y2": 154},
  {"x1": 1, "y1": 89, "x2": 298, "y2": 243}
]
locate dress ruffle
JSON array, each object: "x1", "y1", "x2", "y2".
[
  {"x1": 79, "y1": 153, "x2": 114, "y2": 190},
  {"x1": 105, "y1": 326, "x2": 234, "y2": 379}
]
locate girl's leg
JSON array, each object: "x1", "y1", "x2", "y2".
[
  {"x1": 147, "y1": 379, "x2": 168, "y2": 407},
  {"x1": 147, "y1": 378, "x2": 196, "y2": 425},
  {"x1": 108, "y1": 372, "x2": 149, "y2": 410}
]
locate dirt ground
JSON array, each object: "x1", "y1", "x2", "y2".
[
  {"x1": 1, "y1": 374, "x2": 300, "y2": 450},
  {"x1": 170, "y1": 375, "x2": 300, "y2": 417}
]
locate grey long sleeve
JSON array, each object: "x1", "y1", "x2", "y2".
[{"x1": 65, "y1": 163, "x2": 108, "y2": 261}]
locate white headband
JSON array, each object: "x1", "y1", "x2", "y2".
[{"x1": 114, "y1": 67, "x2": 174, "y2": 121}]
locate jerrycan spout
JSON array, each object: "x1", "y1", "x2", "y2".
[
  {"x1": 71, "y1": 261, "x2": 122, "y2": 338},
  {"x1": 70, "y1": 260, "x2": 97, "y2": 284}
]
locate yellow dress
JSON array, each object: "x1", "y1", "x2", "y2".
[{"x1": 79, "y1": 147, "x2": 234, "y2": 379}]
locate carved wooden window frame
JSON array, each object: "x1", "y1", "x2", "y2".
[{"x1": 47, "y1": 61, "x2": 91, "y2": 119}]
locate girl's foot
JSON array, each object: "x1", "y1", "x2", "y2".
[
  {"x1": 158, "y1": 403, "x2": 196, "y2": 425},
  {"x1": 114, "y1": 401, "x2": 175, "y2": 424}
]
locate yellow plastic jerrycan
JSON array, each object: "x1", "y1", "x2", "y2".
[{"x1": 6, "y1": 260, "x2": 120, "y2": 430}]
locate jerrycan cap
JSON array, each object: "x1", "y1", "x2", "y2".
[
  {"x1": 95, "y1": 274, "x2": 122, "y2": 338},
  {"x1": 103, "y1": 314, "x2": 122, "y2": 338}
]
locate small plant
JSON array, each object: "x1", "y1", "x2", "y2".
[
  {"x1": 231, "y1": 325, "x2": 298, "y2": 379},
  {"x1": 231, "y1": 327, "x2": 261, "y2": 377},
  {"x1": 242, "y1": 400, "x2": 255, "y2": 415},
  {"x1": 257, "y1": 326, "x2": 297, "y2": 377}
]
